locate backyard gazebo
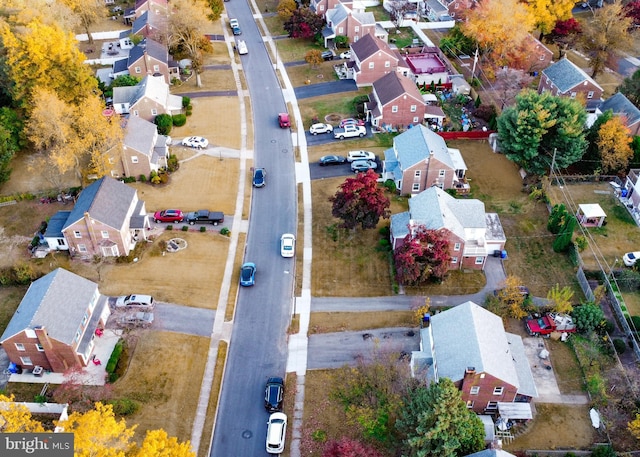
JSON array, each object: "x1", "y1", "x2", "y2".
[{"x1": 576, "y1": 204, "x2": 607, "y2": 228}]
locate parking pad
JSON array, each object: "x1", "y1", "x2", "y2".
[{"x1": 521, "y1": 336, "x2": 563, "y2": 402}]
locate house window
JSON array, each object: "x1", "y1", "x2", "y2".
[
  {"x1": 320, "y1": 5, "x2": 324, "y2": 11},
  {"x1": 451, "y1": 256, "x2": 458, "y2": 263},
  {"x1": 36, "y1": 344, "x2": 44, "y2": 352},
  {"x1": 25, "y1": 329, "x2": 36, "y2": 338},
  {"x1": 470, "y1": 386, "x2": 480, "y2": 395},
  {"x1": 385, "y1": 61, "x2": 390, "y2": 68},
  {"x1": 57, "y1": 239, "x2": 65, "y2": 246},
  {"x1": 20, "y1": 357, "x2": 33, "y2": 366},
  {"x1": 368, "y1": 62, "x2": 374, "y2": 69},
  {"x1": 101, "y1": 231, "x2": 109, "y2": 239},
  {"x1": 108, "y1": 157, "x2": 115, "y2": 164},
  {"x1": 133, "y1": 110, "x2": 139, "y2": 117},
  {"x1": 338, "y1": 27, "x2": 343, "y2": 34},
  {"x1": 412, "y1": 183, "x2": 420, "y2": 192},
  {"x1": 74, "y1": 331, "x2": 81, "y2": 343},
  {"x1": 486, "y1": 401, "x2": 498, "y2": 410},
  {"x1": 466, "y1": 400, "x2": 474, "y2": 409},
  {"x1": 131, "y1": 156, "x2": 139, "y2": 163},
  {"x1": 570, "y1": 92, "x2": 577, "y2": 98},
  {"x1": 493, "y1": 386, "x2": 504, "y2": 395},
  {"x1": 587, "y1": 91, "x2": 594, "y2": 99},
  {"x1": 74, "y1": 231, "x2": 82, "y2": 238},
  {"x1": 82, "y1": 313, "x2": 88, "y2": 326},
  {"x1": 15, "y1": 343, "x2": 25, "y2": 351},
  {"x1": 78, "y1": 244, "x2": 87, "y2": 253},
  {"x1": 539, "y1": 54, "x2": 546, "y2": 61},
  {"x1": 153, "y1": 65, "x2": 160, "y2": 72},
  {"x1": 392, "y1": 105, "x2": 398, "y2": 113},
  {"x1": 438, "y1": 169, "x2": 445, "y2": 177},
  {"x1": 414, "y1": 170, "x2": 421, "y2": 178},
  {"x1": 151, "y1": 109, "x2": 158, "y2": 116},
  {"x1": 454, "y1": 242, "x2": 461, "y2": 251},
  {"x1": 413, "y1": 117, "x2": 419, "y2": 123},
  {"x1": 475, "y1": 256, "x2": 484, "y2": 264},
  {"x1": 135, "y1": 66, "x2": 141, "y2": 74},
  {"x1": 410, "y1": 105, "x2": 417, "y2": 112},
  {"x1": 355, "y1": 26, "x2": 359, "y2": 32}
]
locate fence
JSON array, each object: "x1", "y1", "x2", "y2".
[
  {"x1": 437, "y1": 130, "x2": 493, "y2": 140},
  {"x1": 576, "y1": 266, "x2": 595, "y2": 303}
]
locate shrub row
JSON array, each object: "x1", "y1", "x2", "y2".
[{"x1": 106, "y1": 340, "x2": 124, "y2": 382}]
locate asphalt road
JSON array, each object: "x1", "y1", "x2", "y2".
[{"x1": 210, "y1": 3, "x2": 295, "y2": 457}]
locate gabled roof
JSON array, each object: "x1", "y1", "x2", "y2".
[
  {"x1": 128, "y1": 38, "x2": 167, "y2": 66},
  {"x1": 326, "y1": 3, "x2": 375, "y2": 29},
  {"x1": 542, "y1": 58, "x2": 603, "y2": 94},
  {"x1": 123, "y1": 116, "x2": 157, "y2": 156},
  {"x1": 113, "y1": 75, "x2": 178, "y2": 109},
  {"x1": 601, "y1": 92, "x2": 640, "y2": 126},
  {"x1": 393, "y1": 124, "x2": 453, "y2": 169},
  {"x1": 0, "y1": 269, "x2": 99, "y2": 345},
  {"x1": 44, "y1": 211, "x2": 72, "y2": 239},
  {"x1": 62, "y1": 177, "x2": 136, "y2": 231},
  {"x1": 132, "y1": 9, "x2": 168, "y2": 35},
  {"x1": 372, "y1": 72, "x2": 423, "y2": 106},
  {"x1": 351, "y1": 33, "x2": 396, "y2": 62}
]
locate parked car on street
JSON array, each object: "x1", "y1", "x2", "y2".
[
  {"x1": 266, "y1": 412, "x2": 287, "y2": 454},
  {"x1": 309, "y1": 123, "x2": 333, "y2": 135},
  {"x1": 240, "y1": 262, "x2": 256, "y2": 286},
  {"x1": 237, "y1": 40, "x2": 248, "y2": 55},
  {"x1": 229, "y1": 18, "x2": 241, "y2": 35},
  {"x1": 253, "y1": 168, "x2": 266, "y2": 187},
  {"x1": 264, "y1": 377, "x2": 284, "y2": 412},
  {"x1": 339, "y1": 118, "x2": 365, "y2": 127},
  {"x1": 115, "y1": 294, "x2": 155, "y2": 309},
  {"x1": 347, "y1": 150, "x2": 376, "y2": 162},
  {"x1": 280, "y1": 233, "x2": 295, "y2": 258},
  {"x1": 321, "y1": 50, "x2": 334, "y2": 61},
  {"x1": 278, "y1": 112, "x2": 290, "y2": 128},
  {"x1": 623, "y1": 251, "x2": 640, "y2": 267},
  {"x1": 118, "y1": 311, "x2": 154, "y2": 328},
  {"x1": 319, "y1": 155, "x2": 347, "y2": 166},
  {"x1": 181, "y1": 136, "x2": 209, "y2": 149},
  {"x1": 351, "y1": 160, "x2": 377, "y2": 172},
  {"x1": 153, "y1": 209, "x2": 183, "y2": 223}
]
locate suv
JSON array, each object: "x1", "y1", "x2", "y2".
[
  {"x1": 347, "y1": 150, "x2": 376, "y2": 162},
  {"x1": 264, "y1": 377, "x2": 284, "y2": 412},
  {"x1": 321, "y1": 50, "x2": 334, "y2": 61},
  {"x1": 278, "y1": 112, "x2": 290, "y2": 128}
]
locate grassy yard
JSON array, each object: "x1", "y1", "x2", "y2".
[{"x1": 297, "y1": 91, "x2": 371, "y2": 128}]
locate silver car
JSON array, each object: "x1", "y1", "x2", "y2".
[{"x1": 350, "y1": 159, "x2": 377, "y2": 173}]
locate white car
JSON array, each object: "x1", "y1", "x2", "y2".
[
  {"x1": 339, "y1": 50, "x2": 351, "y2": 59},
  {"x1": 347, "y1": 150, "x2": 376, "y2": 162},
  {"x1": 280, "y1": 233, "x2": 295, "y2": 258},
  {"x1": 229, "y1": 18, "x2": 239, "y2": 28},
  {"x1": 266, "y1": 412, "x2": 287, "y2": 454},
  {"x1": 237, "y1": 40, "x2": 248, "y2": 55},
  {"x1": 115, "y1": 294, "x2": 155, "y2": 309},
  {"x1": 309, "y1": 123, "x2": 333, "y2": 135},
  {"x1": 623, "y1": 251, "x2": 640, "y2": 267},
  {"x1": 181, "y1": 136, "x2": 209, "y2": 149}
]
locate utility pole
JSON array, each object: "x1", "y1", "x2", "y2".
[
  {"x1": 470, "y1": 47, "x2": 479, "y2": 81},
  {"x1": 550, "y1": 148, "x2": 558, "y2": 186}
]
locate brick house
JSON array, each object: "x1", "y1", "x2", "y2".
[
  {"x1": 311, "y1": 0, "x2": 347, "y2": 17},
  {"x1": 346, "y1": 33, "x2": 410, "y2": 87},
  {"x1": 441, "y1": 0, "x2": 477, "y2": 21},
  {"x1": 44, "y1": 177, "x2": 150, "y2": 258},
  {"x1": 382, "y1": 124, "x2": 469, "y2": 195},
  {"x1": 0, "y1": 268, "x2": 110, "y2": 373},
  {"x1": 367, "y1": 72, "x2": 426, "y2": 129},
  {"x1": 323, "y1": 4, "x2": 377, "y2": 48},
  {"x1": 113, "y1": 75, "x2": 183, "y2": 121},
  {"x1": 122, "y1": 38, "x2": 178, "y2": 85},
  {"x1": 599, "y1": 92, "x2": 640, "y2": 136},
  {"x1": 134, "y1": 0, "x2": 168, "y2": 18},
  {"x1": 538, "y1": 57, "x2": 604, "y2": 101},
  {"x1": 411, "y1": 301, "x2": 537, "y2": 415},
  {"x1": 518, "y1": 34, "x2": 553, "y2": 74},
  {"x1": 131, "y1": 10, "x2": 168, "y2": 44},
  {"x1": 114, "y1": 116, "x2": 170, "y2": 179},
  {"x1": 390, "y1": 187, "x2": 506, "y2": 270}
]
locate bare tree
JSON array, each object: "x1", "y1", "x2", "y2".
[{"x1": 494, "y1": 68, "x2": 533, "y2": 110}]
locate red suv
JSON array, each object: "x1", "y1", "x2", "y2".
[
  {"x1": 278, "y1": 113, "x2": 290, "y2": 128},
  {"x1": 153, "y1": 209, "x2": 184, "y2": 223}
]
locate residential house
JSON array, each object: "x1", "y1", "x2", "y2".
[
  {"x1": 45, "y1": 177, "x2": 150, "y2": 258},
  {"x1": 390, "y1": 187, "x2": 506, "y2": 270},
  {"x1": 411, "y1": 301, "x2": 537, "y2": 415},
  {"x1": 113, "y1": 75, "x2": 183, "y2": 121},
  {"x1": 404, "y1": 48, "x2": 449, "y2": 86},
  {"x1": 382, "y1": 124, "x2": 468, "y2": 195},
  {"x1": 367, "y1": 72, "x2": 426, "y2": 129},
  {"x1": 115, "y1": 116, "x2": 170, "y2": 178},
  {"x1": 424, "y1": 0, "x2": 453, "y2": 21},
  {"x1": 538, "y1": 57, "x2": 604, "y2": 101},
  {"x1": 346, "y1": 33, "x2": 410, "y2": 86},
  {"x1": 311, "y1": 0, "x2": 344, "y2": 16},
  {"x1": 599, "y1": 92, "x2": 640, "y2": 136},
  {"x1": 120, "y1": 38, "x2": 178, "y2": 85},
  {"x1": 131, "y1": 10, "x2": 168, "y2": 43},
  {"x1": 0, "y1": 268, "x2": 110, "y2": 373},
  {"x1": 442, "y1": 0, "x2": 477, "y2": 21},
  {"x1": 323, "y1": 3, "x2": 377, "y2": 48},
  {"x1": 134, "y1": 0, "x2": 169, "y2": 18},
  {"x1": 621, "y1": 170, "x2": 640, "y2": 221},
  {"x1": 518, "y1": 34, "x2": 553, "y2": 74}
]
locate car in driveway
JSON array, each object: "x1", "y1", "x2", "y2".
[
  {"x1": 253, "y1": 168, "x2": 266, "y2": 187},
  {"x1": 280, "y1": 233, "x2": 295, "y2": 258},
  {"x1": 240, "y1": 262, "x2": 256, "y2": 286},
  {"x1": 321, "y1": 50, "x2": 334, "y2": 61},
  {"x1": 115, "y1": 294, "x2": 155, "y2": 309},
  {"x1": 118, "y1": 311, "x2": 154, "y2": 328},
  {"x1": 339, "y1": 118, "x2": 365, "y2": 127},
  {"x1": 266, "y1": 412, "x2": 287, "y2": 454},
  {"x1": 309, "y1": 123, "x2": 333, "y2": 135},
  {"x1": 339, "y1": 50, "x2": 351, "y2": 59},
  {"x1": 347, "y1": 150, "x2": 376, "y2": 162},
  {"x1": 264, "y1": 377, "x2": 284, "y2": 412},
  {"x1": 351, "y1": 160, "x2": 377, "y2": 172},
  {"x1": 319, "y1": 155, "x2": 347, "y2": 166},
  {"x1": 623, "y1": 251, "x2": 640, "y2": 267},
  {"x1": 181, "y1": 136, "x2": 209, "y2": 149},
  {"x1": 153, "y1": 209, "x2": 183, "y2": 223}
]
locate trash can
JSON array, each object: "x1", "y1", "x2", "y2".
[
  {"x1": 500, "y1": 250, "x2": 507, "y2": 259},
  {"x1": 493, "y1": 250, "x2": 501, "y2": 258}
]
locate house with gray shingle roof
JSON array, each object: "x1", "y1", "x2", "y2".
[
  {"x1": 117, "y1": 116, "x2": 170, "y2": 178},
  {"x1": 48, "y1": 177, "x2": 150, "y2": 259},
  {"x1": 390, "y1": 186, "x2": 506, "y2": 270},
  {"x1": 382, "y1": 124, "x2": 469, "y2": 195},
  {"x1": 117, "y1": 38, "x2": 177, "y2": 85},
  {"x1": 323, "y1": 4, "x2": 379, "y2": 49},
  {"x1": 0, "y1": 268, "x2": 110, "y2": 373},
  {"x1": 135, "y1": 0, "x2": 169, "y2": 18},
  {"x1": 599, "y1": 92, "x2": 640, "y2": 136},
  {"x1": 113, "y1": 75, "x2": 182, "y2": 121},
  {"x1": 411, "y1": 301, "x2": 537, "y2": 415},
  {"x1": 538, "y1": 57, "x2": 603, "y2": 101},
  {"x1": 367, "y1": 72, "x2": 426, "y2": 129},
  {"x1": 132, "y1": 10, "x2": 168, "y2": 43}
]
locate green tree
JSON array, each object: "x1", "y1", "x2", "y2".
[
  {"x1": 204, "y1": 0, "x2": 224, "y2": 21},
  {"x1": 111, "y1": 75, "x2": 141, "y2": 88},
  {"x1": 396, "y1": 379, "x2": 485, "y2": 457},
  {"x1": 552, "y1": 214, "x2": 576, "y2": 253},
  {"x1": 619, "y1": 69, "x2": 640, "y2": 107},
  {"x1": 497, "y1": 90, "x2": 587, "y2": 175},
  {"x1": 330, "y1": 170, "x2": 390, "y2": 230},
  {"x1": 572, "y1": 303, "x2": 605, "y2": 333},
  {"x1": 547, "y1": 203, "x2": 568, "y2": 234},
  {"x1": 439, "y1": 24, "x2": 477, "y2": 58},
  {"x1": 155, "y1": 114, "x2": 173, "y2": 135}
]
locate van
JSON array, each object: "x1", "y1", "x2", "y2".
[{"x1": 115, "y1": 294, "x2": 155, "y2": 309}]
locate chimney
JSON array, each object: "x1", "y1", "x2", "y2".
[{"x1": 465, "y1": 366, "x2": 475, "y2": 375}]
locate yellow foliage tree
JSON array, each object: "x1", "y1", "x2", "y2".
[
  {"x1": 414, "y1": 297, "x2": 431, "y2": 325},
  {"x1": 526, "y1": 0, "x2": 575, "y2": 37},
  {"x1": 277, "y1": 0, "x2": 297, "y2": 20},
  {"x1": 493, "y1": 275, "x2": 528, "y2": 319},
  {"x1": 131, "y1": 429, "x2": 195, "y2": 457},
  {"x1": 0, "y1": 394, "x2": 46, "y2": 432},
  {"x1": 546, "y1": 284, "x2": 574, "y2": 314},
  {"x1": 628, "y1": 413, "x2": 640, "y2": 440},
  {"x1": 59, "y1": 0, "x2": 108, "y2": 44},
  {"x1": 305, "y1": 49, "x2": 324, "y2": 69},
  {"x1": 597, "y1": 116, "x2": 633, "y2": 174}
]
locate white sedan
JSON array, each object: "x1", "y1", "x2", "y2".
[
  {"x1": 309, "y1": 123, "x2": 333, "y2": 135},
  {"x1": 280, "y1": 233, "x2": 295, "y2": 258},
  {"x1": 237, "y1": 40, "x2": 248, "y2": 55},
  {"x1": 181, "y1": 136, "x2": 209, "y2": 149},
  {"x1": 339, "y1": 50, "x2": 351, "y2": 59}
]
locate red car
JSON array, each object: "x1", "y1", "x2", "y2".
[
  {"x1": 153, "y1": 209, "x2": 184, "y2": 223},
  {"x1": 339, "y1": 118, "x2": 365, "y2": 128}
]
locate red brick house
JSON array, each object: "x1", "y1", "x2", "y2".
[
  {"x1": 324, "y1": 4, "x2": 378, "y2": 49},
  {"x1": 390, "y1": 187, "x2": 506, "y2": 271},
  {"x1": 135, "y1": 0, "x2": 168, "y2": 18},
  {"x1": 367, "y1": 72, "x2": 426, "y2": 129},
  {"x1": 538, "y1": 57, "x2": 604, "y2": 101},
  {"x1": 346, "y1": 33, "x2": 410, "y2": 87},
  {"x1": 0, "y1": 268, "x2": 110, "y2": 373},
  {"x1": 411, "y1": 301, "x2": 537, "y2": 415},
  {"x1": 113, "y1": 75, "x2": 183, "y2": 121},
  {"x1": 442, "y1": 0, "x2": 477, "y2": 21},
  {"x1": 311, "y1": 0, "x2": 347, "y2": 17},
  {"x1": 125, "y1": 38, "x2": 178, "y2": 85},
  {"x1": 131, "y1": 10, "x2": 168, "y2": 44}
]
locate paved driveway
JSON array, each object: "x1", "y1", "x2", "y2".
[{"x1": 294, "y1": 80, "x2": 357, "y2": 99}]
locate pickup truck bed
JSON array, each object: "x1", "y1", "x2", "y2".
[{"x1": 186, "y1": 210, "x2": 225, "y2": 225}]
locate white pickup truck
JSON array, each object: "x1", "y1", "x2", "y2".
[{"x1": 333, "y1": 125, "x2": 366, "y2": 140}]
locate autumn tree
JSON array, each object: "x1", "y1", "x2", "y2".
[
  {"x1": 493, "y1": 68, "x2": 533, "y2": 109},
  {"x1": 396, "y1": 379, "x2": 485, "y2": 457},
  {"x1": 547, "y1": 284, "x2": 574, "y2": 314},
  {"x1": 548, "y1": 18, "x2": 582, "y2": 59},
  {"x1": 277, "y1": 0, "x2": 297, "y2": 21},
  {"x1": 60, "y1": 0, "x2": 107, "y2": 44},
  {"x1": 628, "y1": 412, "x2": 640, "y2": 440},
  {"x1": 204, "y1": 0, "x2": 224, "y2": 21},
  {"x1": 463, "y1": 0, "x2": 535, "y2": 67},
  {"x1": 0, "y1": 394, "x2": 46, "y2": 432},
  {"x1": 625, "y1": 0, "x2": 640, "y2": 29},
  {"x1": 284, "y1": 7, "x2": 325, "y2": 39},
  {"x1": 322, "y1": 438, "x2": 384, "y2": 457},
  {"x1": 132, "y1": 429, "x2": 195, "y2": 457},
  {"x1": 490, "y1": 274, "x2": 528, "y2": 319},
  {"x1": 579, "y1": 1, "x2": 634, "y2": 79},
  {"x1": 497, "y1": 90, "x2": 587, "y2": 175},
  {"x1": 168, "y1": 0, "x2": 213, "y2": 87},
  {"x1": 394, "y1": 226, "x2": 450, "y2": 285},
  {"x1": 526, "y1": 0, "x2": 575, "y2": 39},
  {"x1": 597, "y1": 116, "x2": 633, "y2": 174},
  {"x1": 330, "y1": 169, "x2": 390, "y2": 230},
  {"x1": 438, "y1": 24, "x2": 477, "y2": 59},
  {"x1": 619, "y1": 69, "x2": 640, "y2": 108},
  {"x1": 305, "y1": 49, "x2": 324, "y2": 68}
]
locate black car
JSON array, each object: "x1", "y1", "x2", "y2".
[
  {"x1": 253, "y1": 168, "x2": 266, "y2": 187},
  {"x1": 321, "y1": 50, "x2": 334, "y2": 61},
  {"x1": 319, "y1": 155, "x2": 347, "y2": 166},
  {"x1": 264, "y1": 377, "x2": 284, "y2": 412}
]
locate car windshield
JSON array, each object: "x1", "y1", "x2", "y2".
[{"x1": 241, "y1": 267, "x2": 252, "y2": 280}]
